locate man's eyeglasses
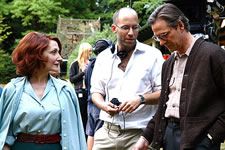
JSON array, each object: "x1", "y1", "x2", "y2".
[
  {"x1": 115, "y1": 24, "x2": 141, "y2": 32},
  {"x1": 152, "y1": 30, "x2": 171, "y2": 42}
]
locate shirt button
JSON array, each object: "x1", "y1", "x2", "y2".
[
  {"x1": 63, "y1": 147, "x2": 67, "y2": 150},
  {"x1": 39, "y1": 117, "x2": 43, "y2": 120},
  {"x1": 38, "y1": 130, "x2": 41, "y2": 133},
  {"x1": 63, "y1": 120, "x2": 66, "y2": 123},
  {"x1": 63, "y1": 134, "x2": 67, "y2": 137}
]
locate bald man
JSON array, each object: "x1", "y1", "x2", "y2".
[{"x1": 91, "y1": 7, "x2": 164, "y2": 150}]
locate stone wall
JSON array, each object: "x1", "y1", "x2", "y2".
[{"x1": 57, "y1": 16, "x2": 100, "y2": 59}]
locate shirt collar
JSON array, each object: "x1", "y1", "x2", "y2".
[
  {"x1": 174, "y1": 36, "x2": 198, "y2": 59},
  {"x1": 114, "y1": 40, "x2": 143, "y2": 55}
]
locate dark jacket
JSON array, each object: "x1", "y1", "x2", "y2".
[
  {"x1": 84, "y1": 57, "x2": 96, "y2": 103},
  {"x1": 69, "y1": 60, "x2": 85, "y2": 90},
  {"x1": 143, "y1": 38, "x2": 225, "y2": 149},
  {"x1": 0, "y1": 87, "x2": 2, "y2": 97}
]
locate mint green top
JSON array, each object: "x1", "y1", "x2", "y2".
[
  {"x1": 0, "y1": 76, "x2": 87, "y2": 150},
  {"x1": 13, "y1": 78, "x2": 61, "y2": 135}
]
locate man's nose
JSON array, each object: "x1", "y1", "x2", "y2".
[
  {"x1": 159, "y1": 39, "x2": 166, "y2": 46},
  {"x1": 128, "y1": 27, "x2": 135, "y2": 35}
]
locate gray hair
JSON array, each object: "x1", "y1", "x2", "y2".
[{"x1": 148, "y1": 3, "x2": 190, "y2": 31}]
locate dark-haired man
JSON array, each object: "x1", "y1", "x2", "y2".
[{"x1": 134, "y1": 3, "x2": 225, "y2": 150}]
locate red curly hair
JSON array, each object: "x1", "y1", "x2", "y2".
[{"x1": 12, "y1": 32, "x2": 62, "y2": 77}]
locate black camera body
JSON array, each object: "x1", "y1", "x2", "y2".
[{"x1": 110, "y1": 98, "x2": 121, "y2": 106}]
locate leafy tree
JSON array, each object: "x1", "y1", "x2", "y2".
[
  {"x1": 0, "y1": 0, "x2": 11, "y2": 15},
  {"x1": 89, "y1": 0, "x2": 163, "y2": 29},
  {"x1": 0, "y1": 15, "x2": 16, "y2": 84},
  {"x1": 0, "y1": 50, "x2": 16, "y2": 84},
  {"x1": 0, "y1": 0, "x2": 70, "y2": 53},
  {"x1": 0, "y1": 15, "x2": 11, "y2": 46},
  {"x1": 132, "y1": 0, "x2": 163, "y2": 26},
  {"x1": 58, "y1": 0, "x2": 96, "y2": 19},
  {"x1": 10, "y1": 0, "x2": 69, "y2": 31}
]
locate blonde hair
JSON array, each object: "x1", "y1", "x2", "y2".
[{"x1": 76, "y1": 42, "x2": 92, "y2": 68}]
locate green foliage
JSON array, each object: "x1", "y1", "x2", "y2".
[
  {"x1": 0, "y1": 50, "x2": 16, "y2": 84},
  {"x1": 0, "y1": 0, "x2": 11, "y2": 15},
  {"x1": 93, "y1": 0, "x2": 131, "y2": 24},
  {"x1": 67, "y1": 24, "x2": 116, "y2": 76},
  {"x1": 132, "y1": 0, "x2": 163, "y2": 26},
  {"x1": 10, "y1": 0, "x2": 69, "y2": 27},
  {"x1": 92, "y1": 0, "x2": 164, "y2": 29},
  {"x1": 0, "y1": 15, "x2": 11, "y2": 45},
  {"x1": 57, "y1": 0, "x2": 95, "y2": 19},
  {"x1": 0, "y1": 15, "x2": 15, "y2": 84}
]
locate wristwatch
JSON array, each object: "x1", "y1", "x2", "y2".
[
  {"x1": 207, "y1": 133, "x2": 213, "y2": 141},
  {"x1": 139, "y1": 95, "x2": 145, "y2": 104}
]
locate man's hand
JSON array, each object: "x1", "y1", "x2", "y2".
[
  {"x1": 132, "y1": 136, "x2": 149, "y2": 150},
  {"x1": 92, "y1": 93, "x2": 120, "y2": 116},
  {"x1": 119, "y1": 96, "x2": 141, "y2": 113},
  {"x1": 103, "y1": 101, "x2": 120, "y2": 116}
]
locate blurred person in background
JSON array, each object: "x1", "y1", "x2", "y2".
[
  {"x1": 69, "y1": 42, "x2": 92, "y2": 135},
  {"x1": 85, "y1": 39, "x2": 112, "y2": 150},
  {"x1": 0, "y1": 86, "x2": 2, "y2": 97}
]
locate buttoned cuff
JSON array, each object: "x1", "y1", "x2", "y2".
[{"x1": 5, "y1": 135, "x2": 16, "y2": 146}]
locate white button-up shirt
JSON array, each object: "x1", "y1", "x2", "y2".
[{"x1": 91, "y1": 41, "x2": 164, "y2": 129}]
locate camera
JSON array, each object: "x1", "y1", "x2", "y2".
[{"x1": 110, "y1": 98, "x2": 121, "y2": 106}]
